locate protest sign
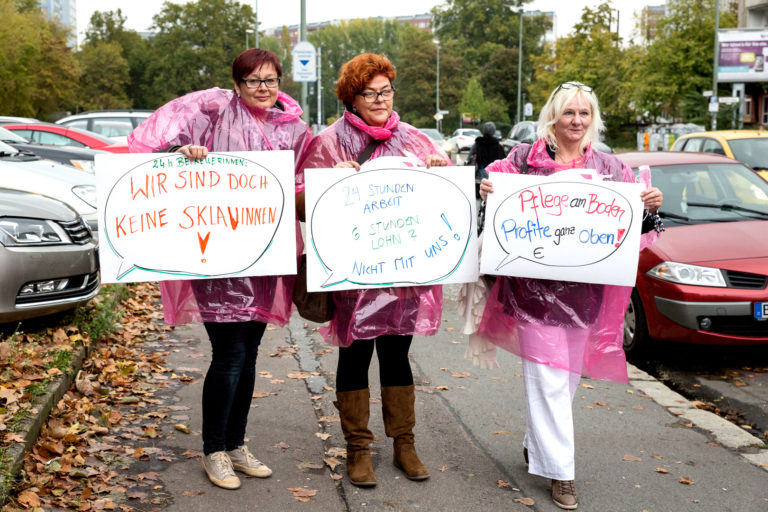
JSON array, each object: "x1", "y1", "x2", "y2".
[
  {"x1": 480, "y1": 170, "x2": 644, "y2": 287},
  {"x1": 304, "y1": 157, "x2": 478, "y2": 292},
  {"x1": 95, "y1": 150, "x2": 297, "y2": 283}
]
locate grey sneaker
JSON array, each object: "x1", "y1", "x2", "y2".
[
  {"x1": 551, "y1": 479, "x2": 578, "y2": 510},
  {"x1": 201, "y1": 451, "x2": 241, "y2": 489},
  {"x1": 227, "y1": 445, "x2": 273, "y2": 478}
]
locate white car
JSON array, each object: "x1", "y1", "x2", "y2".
[
  {"x1": 0, "y1": 140, "x2": 97, "y2": 237},
  {"x1": 445, "y1": 128, "x2": 482, "y2": 153},
  {"x1": 56, "y1": 110, "x2": 153, "y2": 143}
]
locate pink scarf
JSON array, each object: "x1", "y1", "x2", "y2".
[{"x1": 343, "y1": 110, "x2": 400, "y2": 140}]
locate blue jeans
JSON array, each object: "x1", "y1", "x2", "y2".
[{"x1": 201, "y1": 321, "x2": 266, "y2": 454}]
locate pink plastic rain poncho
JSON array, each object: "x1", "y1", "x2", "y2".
[
  {"x1": 296, "y1": 111, "x2": 450, "y2": 347},
  {"x1": 128, "y1": 88, "x2": 311, "y2": 326},
  {"x1": 477, "y1": 139, "x2": 659, "y2": 382}
]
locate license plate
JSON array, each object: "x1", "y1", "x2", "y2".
[{"x1": 756, "y1": 302, "x2": 768, "y2": 320}]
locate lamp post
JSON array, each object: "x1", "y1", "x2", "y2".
[
  {"x1": 253, "y1": 0, "x2": 259, "y2": 48},
  {"x1": 711, "y1": 0, "x2": 720, "y2": 131},
  {"x1": 517, "y1": 9, "x2": 523, "y2": 124},
  {"x1": 245, "y1": 29, "x2": 254, "y2": 50},
  {"x1": 433, "y1": 39, "x2": 441, "y2": 133}
]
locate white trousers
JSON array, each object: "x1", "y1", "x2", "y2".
[{"x1": 519, "y1": 324, "x2": 588, "y2": 481}]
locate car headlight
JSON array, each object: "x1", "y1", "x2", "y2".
[
  {"x1": 0, "y1": 217, "x2": 71, "y2": 246},
  {"x1": 647, "y1": 261, "x2": 727, "y2": 287},
  {"x1": 70, "y1": 160, "x2": 96, "y2": 174},
  {"x1": 71, "y1": 185, "x2": 97, "y2": 208}
]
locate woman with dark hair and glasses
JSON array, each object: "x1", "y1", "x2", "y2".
[
  {"x1": 296, "y1": 53, "x2": 449, "y2": 488},
  {"x1": 478, "y1": 81, "x2": 663, "y2": 509},
  {"x1": 128, "y1": 48, "x2": 311, "y2": 490}
]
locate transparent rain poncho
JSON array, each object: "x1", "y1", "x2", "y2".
[
  {"x1": 296, "y1": 111, "x2": 450, "y2": 347},
  {"x1": 476, "y1": 140, "x2": 659, "y2": 382},
  {"x1": 128, "y1": 88, "x2": 312, "y2": 326}
]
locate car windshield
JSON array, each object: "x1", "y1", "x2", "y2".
[
  {"x1": 67, "y1": 126, "x2": 115, "y2": 144},
  {"x1": 462, "y1": 129, "x2": 481, "y2": 137},
  {"x1": 726, "y1": 137, "x2": 768, "y2": 170},
  {"x1": 0, "y1": 126, "x2": 29, "y2": 143},
  {"x1": 650, "y1": 163, "x2": 768, "y2": 226}
]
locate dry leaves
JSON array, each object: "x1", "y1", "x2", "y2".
[
  {"x1": 515, "y1": 497, "x2": 535, "y2": 506},
  {"x1": 288, "y1": 487, "x2": 318, "y2": 502},
  {"x1": 655, "y1": 467, "x2": 669, "y2": 474},
  {"x1": 315, "y1": 432, "x2": 331, "y2": 441},
  {"x1": 497, "y1": 479, "x2": 511, "y2": 488},
  {"x1": 679, "y1": 477, "x2": 695, "y2": 485},
  {"x1": 622, "y1": 454, "x2": 642, "y2": 462}
]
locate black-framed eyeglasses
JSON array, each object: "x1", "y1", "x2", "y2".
[
  {"x1": 241, "y1": 77, "x2": 281, "y2": 89},
  {"x1": 357, "y1": 88, "x2": 395, "y2": 103},
  {"x1": 555, "y1": 82, "x2": 593, "y2": 93}
]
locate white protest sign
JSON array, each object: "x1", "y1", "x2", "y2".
[
  {"x1": 95, "y1": 151, "x2": 297, "y2": 283},
  {"x1": 480, "y1": 171, "x2": 644, "y2": 286},
  {"x1": 304, "y1": 159, "x2": 478, "y2": 292}
]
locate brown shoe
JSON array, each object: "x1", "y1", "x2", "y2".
[
  {"x1": 334, "y1": 389, "x2": 376, "y2": 487},
  {"x1": 382, "y1": 385, "x2": 429, "y2": 481},
  {"x1": 551, "y1": 479, "x2": 578, "y2": 510}
]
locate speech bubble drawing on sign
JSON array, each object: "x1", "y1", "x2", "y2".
[
  {"x1": 99, "y1": 152, "x2": 289, "y2": 282},
  {"x1": 305, "y1": 166, "x2": 477, "y2": 292},
  {"x1": 480, "y1": 172, "x2": 644, "y2": 287}
]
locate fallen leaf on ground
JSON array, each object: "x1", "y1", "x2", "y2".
[
  {"x1": 174, "y1": 424, "x2": 190, "y2": 434},
  {"x1": 655, "y1": 467, "x2": 669, "y2": 474},
  {"x1": 297, "y1": 461, "x2": 323, "y2": 470},
  {"x1": 497, "y1": 479, "x2": 511, "y2": 488},
  {"x1": 287, "y1": 372, "x2": 310, "y2": 379},
  {"x1": 580, "y1": 384, "x2": 594, "y2": 389},
  {"x1": 315, "y1": 432, "x2": 331, "y2": 441},
  {"x1": 679, "y1": 477, "x2": 694, "y2": 485},
  {"x1": 594, "y1": 401, "x2": 607, "y2": 407},
  {"x1": 450, "y1": 371, "x2": 471, "y2": 378},
  {"x1": 252, "y1": 391, "x2": 271, "y2": 398},
  {"x1": 183, "y1": 490, "x2": 205, "y2": 496},
  {"x1": 270, "y1": 379, "x2": 285, "y2": 384},
  {"x1": 329, "y1": 472, "x2": 342, "y2": 480},
  {"x1": 622, "y1": 454, "x2": 642, "y2": 462},
  {"x1": 435, "y1": 385, "x2": 450, "y2": 391},
  {"x1": 319, "y1": 416, "x2": 339, "y2": 423},
  {"x1": 17, "y1": 490, "x2": 42, "y2": 508},
  {"x1": 492, "y1": 430, "x2": 511, "y2": 435},
  {"x1": 324, "y1": 457, "x2": 341, "y2": 470},
  {"x1": 440, "y1": 465, "x2": 447, "y2": 472},
  {"x1": 274, "y1": 442, "x2": 290, "y2": 450},
  {"x1": 288, "y1": 488, "x2": 318, "y2": 502},
  {"x1": 515, "y1": 497, "x2": 535, "y2": 506}
]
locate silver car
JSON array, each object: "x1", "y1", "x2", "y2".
[
  {"x1": 0, "y1": 188, "x2": 99, "y2": 322},
  {"x1": 0, "y1": 139, "x2": 98, "y2": 236}
]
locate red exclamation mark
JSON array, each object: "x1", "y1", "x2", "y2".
[
  {"x1": 198, "y1": 232, "x2": 210, "y2": 262},
  {"x1": 615, "y1": 228, "x2": 626, "y2": 247}
]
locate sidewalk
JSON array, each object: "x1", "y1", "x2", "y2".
[{"x1": 5, "y1": 288, "x2": 767, "y2": 511}]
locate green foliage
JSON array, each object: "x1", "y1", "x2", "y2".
[
  {"x1": 45, "y1": 349, "x2": 73, "y2": 374},
  {"x1": 75, "y1": 41, "x2": 132, "y2": 110},
  {"x1": 0, "y1": 0, "x2": 79, "y2": 118},
  {"x1": 74, "y1": 284, "x2": 129, "y2": 343},
  {"x1": 459, "y1": 78, "x2": 490, "y2": 123}
]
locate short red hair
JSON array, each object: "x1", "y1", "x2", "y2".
[
  {"x1": 335, "y1": 53, "x2": 396, "y2": 107},
  {"x1": 232, "y1": 48, "x2": 282, "y2": 81}
]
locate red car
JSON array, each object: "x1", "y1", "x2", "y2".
[
  {"x1": 1, "y1": 123, "x2": 129, "y2": 153},
  {"x1": 619, "y1": 151, "x2": 768, "y2": 354}
]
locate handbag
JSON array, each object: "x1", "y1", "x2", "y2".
[{"x1": 292, "y1": 137, "x2": 383, "y2": 322}]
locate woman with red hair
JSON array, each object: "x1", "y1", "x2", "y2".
[
  {"x1": 296, "y1": 53, "x2": 449, "y2": 487},
  {"x1": 129, "y1": 48, "x2": 311, "y2": 491}
]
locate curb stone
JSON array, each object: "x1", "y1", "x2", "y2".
[
  {"x1": 0, "y1": 344, "x2": 88, "y2": 505},
  {"x1": 627, "y1": 362, "x2": 768, "y2": 472}
]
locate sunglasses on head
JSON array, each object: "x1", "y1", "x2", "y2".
[{"x1": 555, "y1": 82, "x2": 593, "y2": 93}]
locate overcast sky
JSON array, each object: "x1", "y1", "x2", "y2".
[{"x1": 76, "y1": 0, "x2": 656, "y2": 45}]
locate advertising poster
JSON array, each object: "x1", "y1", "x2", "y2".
[{"x1": 718, "y1": 30, "x2": 768, "y2": 82}]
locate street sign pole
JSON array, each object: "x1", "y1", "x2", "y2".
[{"x1": 300, "y1": 0, "x2": 308, "y2": 123}]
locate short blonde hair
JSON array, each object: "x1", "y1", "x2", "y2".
[{"x1": 536, "y1": 82, "x2": 605, "y2": 153}]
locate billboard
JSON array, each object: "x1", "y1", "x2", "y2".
[{"x1": 718, "y1": 30, "x2": 768, "y2": 82}]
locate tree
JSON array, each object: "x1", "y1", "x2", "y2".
[
  {"x1": 633, "y1": 0, "x2": 738, "y2": 122},
  {"x1": 142, "y1": 0, "x2": 256, "y2": 107},
  {"x1": 75, "y1": 42, "x2": 131, "y2": 110},
  {"x1": 459, "y1": 78, "x2": 490, "y2": 123},
  {"x1": 0, "y1": 0, "x2": 79, "y2": 118}
]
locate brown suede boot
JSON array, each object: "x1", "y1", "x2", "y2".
[
  {"x1": 381, "y1": 385, "x2": 429, "y2": 481},
  {"x1": 334, "y1": 389, "x2": 376, "y2": 487}
]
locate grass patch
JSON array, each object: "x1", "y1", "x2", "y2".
[{"x1": 74, "y1": 284, "x2": 130, "y2": 343}]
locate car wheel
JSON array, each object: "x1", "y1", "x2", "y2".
[{"x1": 623, "y1": 289, "x2": 651, "y2": 356}]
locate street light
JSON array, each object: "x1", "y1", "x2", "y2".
[
  {"x1": 245, "y1": 29, "x2": 254, "y2": 50},
  {"x1": 433, "y1": 39, "x2": 440, "y2": 133}
]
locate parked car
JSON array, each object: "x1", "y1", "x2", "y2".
[
  {"x1": 2, "y1": 123, "x2": 129, "y2": 153},
  {"x1": 444, "y1": 128, "x2": 482, "y2": 154},
  {"x1": 56, "y1": 110, "x2": 153, "y2": 142},
  {"x1": 671, "y1": 130, "x2": 768, "y2": 181},
  {"x1": 0, "y1": 116, "x2": 39, "y2": 124},
  {"x1": 0, "y1": 188, "x2": 99, "y2": 323},
  {"x1": 501, "y1": 120, "x2": 614, "y2": 155},
  {"x1": 0, "y1": 140, "x2": 98, "y2": 236},
  {"x1": 418, "y1": 128, "x2": 453, "y2": 154},
  {"x1": 0, "y1": 126, "x2": 104, "y2": 172},
  {"x1": 618, "y1": 151, "x2": 768, "y2": 355}
]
